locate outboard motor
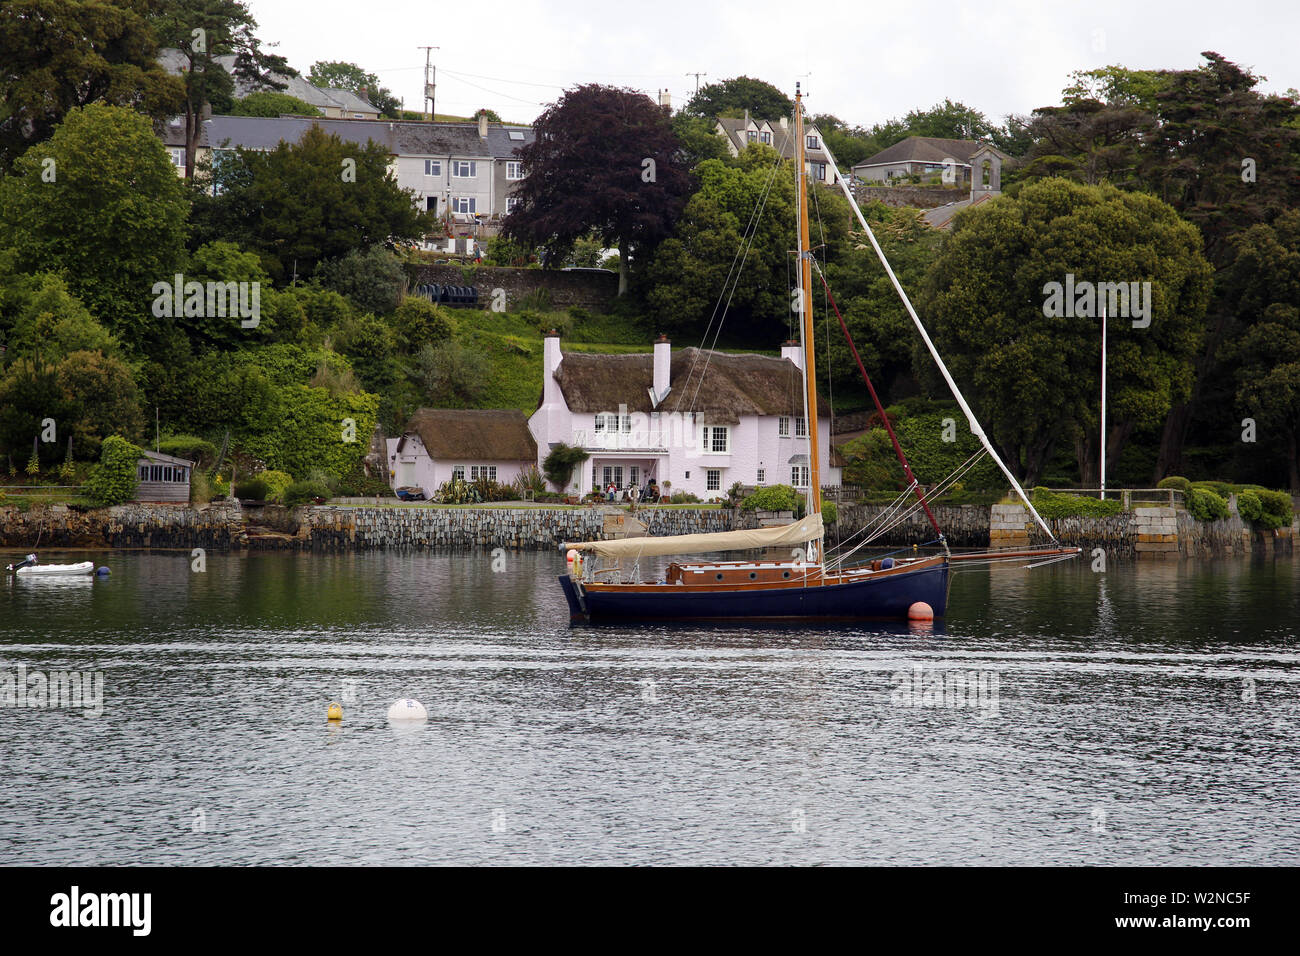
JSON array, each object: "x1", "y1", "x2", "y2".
[{"x1": 5, "y1": 553, "x2": 37, "y2": 573}]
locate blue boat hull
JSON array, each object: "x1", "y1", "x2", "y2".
[{"x1": 558, "y1": 560, "x2": 950, "y2": 624}]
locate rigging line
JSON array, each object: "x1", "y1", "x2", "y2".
[
  {"x1": 683, "y1": 150, "x2": 785, "y2": 418},
  {"x1": 681, "y1": 148, "x2": 783, "y2": 407},
  {"x1": 816, "y1": 135, "x2": 1057, "y2": 543},
  {"x1": 861, "y1": 449, "x2": 987, "y2": 542},
  {"x1": 811, "y1": 260, "x2": 944, "y2": 541},
  {"x1": 823, "y1": 483, "x2": 917, "y2": 568}
]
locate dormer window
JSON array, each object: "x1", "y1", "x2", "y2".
[
  {"x1": 746, "y1": 131, "x2": 757, "y2": 142},
  {"x1": 761, "y1": 131, "x2": 772, "y2": 145},
  {"x1": 806, "y1": 134, "x2": 819, "y2": 150}
]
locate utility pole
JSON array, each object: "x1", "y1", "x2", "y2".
[
  {"x1": 686, "y1": 71, "x2": 706, "y2": 94},
  {"x1": 419, "y1": 46, "x2": 440, "y2": 120}
]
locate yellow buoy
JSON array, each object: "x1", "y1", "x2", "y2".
[{"x1": 327, "y1": 702, "x2": 343, "y2": 721}]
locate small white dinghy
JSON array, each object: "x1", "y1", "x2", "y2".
[{"x1": 5, "y1": 554, "x2": 97, "y2": 576}]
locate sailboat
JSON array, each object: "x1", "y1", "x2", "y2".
[{"x1": 557, "y1": 85, "x2": 1078, "y2": 623}]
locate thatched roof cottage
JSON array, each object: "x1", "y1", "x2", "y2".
[
  {"x1": 529, "y1": 333, "x2": 843, "y2": 498},
  {"x1": 387, "y1": 408, "x2": 537, "y2": 496}
]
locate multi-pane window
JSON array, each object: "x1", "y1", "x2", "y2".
[
  {"x1": 706, "y1": 469, "x2": 721, "y2": 491},
  {"x1": 451, "y1": 197, "x2": 476, "y2": 215},
  {"x1": 791, "y1": 465, "x2": 810, "y2": 488},
  {"x1": 169, "y1": 148, "x2": 185, "y2": 168},
  {"x1": 746, "y1": 130, "x2": 757, "y2": 142},
  {"x1": 595, "y1": 412, "x2": 630, "y2": 433},
  {"x1": 811, "y1": 162, "x2": 826, "y2": 181},
  {"x1": 795, "y1": 417, "x2": 807, "y2": 437},
  {"x1": 806, "y1": 134, "x2": 819, "y2": 149},
  {"x1": 470, "y1": 465, "x2": 497, "y2": 481},
  {"x1": 506, "y1": 196, "x2": 522, "y2": 212},
  {"x1": 452, "y1": 465, "x2": 466, "y2": 482},
  {"x1": 778, "y1": 417, "x2": 790, "y2": 437},
  {"x1": 761, "y1": 132, "x2": 772, "y2": 145},
  {"x1": 424, "y1": 159, "x2": 442, "y2": 176},
  {"x1": 629, "y1": 466, "x2": 639, "y2": 489},
  {"x1": 506, "y1": 161, "x2": 523, "y2": 180},
  {"x1": 701, "y1": 425, "x2": 729, "y2": 453},
  {"x1": 756, "y1": 468, "x2": 766, "y2": 484},
  {"x1": 452, "y1": 160, "x2": 476, "y2": 178}
]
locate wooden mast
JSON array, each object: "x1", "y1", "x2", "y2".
[{"x1": 794, "y1": 85, "x2": 822, "y2": 525}]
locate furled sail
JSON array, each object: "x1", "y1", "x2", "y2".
[{"x1": 563, "y1": 513, "x2": 824, "y2": 560}]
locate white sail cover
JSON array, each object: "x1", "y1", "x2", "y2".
[{"x1": 564, "y1": 513, "x2": 824, "y2": 559}]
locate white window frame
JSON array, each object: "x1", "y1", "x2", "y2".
[
  {"x1": 506, "y1": 196, "x2": 522, "y2": 213},
  {"x1": 506, "y1": 161, "x2": 523, "y2": 180},
  {"x1": 424, "y1": 159, "x2": 442, "y2": 177},
  {"x1": 756, "y1": 468, "x2": 766, "y2": 484},
  {"x1": 470, "y1": 465, "x2": 497, "y2": 481},
  {"x1": 778, "y1": 417, "x2": 790, "y2": 437},
  {"x1": 452, "y1": 465, "x2": 466, "y2": 483},
  {"x1": 795, "y1": 416, "x2": 807, "y2": 438},
  {"x1": 812, "y1": 162, "x2": 826, "y2": 181},
  {"x1": 169, "y1": 147, "x2": 185, "y2": 168},
  {"x1": 452, "y1": 160, "x2": 477, "y2": 178},
  {"x1": 701, "y1": 425, "x2": 729, "y2": 454},
  {"x1": 706, "y1": 469, "x2": 721, "y2": 491},
  {"x1": 792, "y1": 464, "x2": 810, "y2": 488},
  {"x1": 451, "y1": 197, "x2": 476, "y2": 215}
]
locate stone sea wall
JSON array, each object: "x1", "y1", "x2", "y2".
[{"x1": 1, "y1": 500, "x2": 1293, "y2": 557}]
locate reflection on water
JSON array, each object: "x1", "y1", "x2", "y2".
[{"x1": 1, "y1": 548, "x2": 1297, "y2": 865}]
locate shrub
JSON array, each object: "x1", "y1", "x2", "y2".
[
  {"x1": 1236, "y1": 490, "x2": 1263, "y2": 523},
  {"x1": 1031, "y1": 489, "x2": 1123, "y2": 519},
  {"x1": 233, "y1": 478, "x2": 269, "y2": 501},
  {"x1": 391, "y1": 297, "x2": 456, "y2": 352},
  {"x1": 1186, "y1": 487, "x2": 1229, "y2": 522},
  {"x1": 314, "y1": 246, "x2": 406, "y2": 315},
  {"x1": 1256, "y1": 489, "x2": 1293, "y2": 530},
  {"x1": 283, "y1": 480, "x2": 332, "y2": 507},
  {"x1": 821, "y1": 500, "x2": 838, "y2": 525},
  {"x1": 83, "y1": 435, "x2": 141, "y2": 506},
  {"x1": 258, "y1": 469, "x2": 294, "y2": 503},
  {"x1": 1193, "y1": 480, "x2": 1236, "y2": 499},
  {"x1": 542, "y1": 442, "x2": 589, "y2": 491},
  {"x1": 741, "y1": 484, "x2": 801, "y2": 513},
  {"x1": 668, "y1": 491, "x2": 702, "y2": 504},
  {"x1": 513, "y1": 465, "x2": 547, "y2": 499},
  {"x1": 1156, "y1": 476, "x2": 1192, "y2": 495},
  {"x1": 190, "y1": 470, "x2": 214, "y2": 505}
]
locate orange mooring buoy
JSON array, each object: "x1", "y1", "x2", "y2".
[{"x1": 908, "y1": 601, "x2": 934, "y2": 622}]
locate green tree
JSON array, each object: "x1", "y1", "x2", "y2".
[
  {"x1": 1, "y1": 272, "x2": 119, "y2": 364},
  {"x1": 151, "y1": 0, "x2": 294, "y2": 178},
  {"x1": 683, "y1": 76, "x2": 793, "y2": 120},
  {"x1": 307, "y1": 60, "x2": 401, "y2": 118},
  {"x1": 503, "y1": 84, "x2": 693, "y2": 294},
  {"x1": 84, "y1": 435, "x2": 143, "y2": 506},
  {"x1": 230, "y1": 90, "x2": 321, "y2": 117},
  {"x1": 922, "y1": 178, "x2": 1212, "y2": 486},
  {"x1": 0, "y1": 104, "x2": 189, "y2": 355},
  {"x1": 670, "y1": 113, "x2": 731, "y2": 167},
  {"x1": 197, "y1": 127, "x2": 431, "y2": 281},
  {"x1": 55, "y1": 350, "x2": 145, "y2": 458},
  {"x1": 314, "y1": 246, "x2": 407, "y2": 314},
  {"x1": 1227, "y1": 211, "x2": 1300, "y2": 489},
  {"x1": 900, "y1": 99, "x2": 1000, "y2": 141},
  {"x1": 0, "y1": 0, "x2": 183, "y2": 169},
  {"x1": 180, "y1": 240, "x2": 272, "y2": 347}
]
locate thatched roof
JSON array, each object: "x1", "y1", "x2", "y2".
[
  {"x1": 552, "y1": 347, "x2": 829, "y2": 426},
  {"x1": 401, "y1": 409, "x2": 536, "y2": 461}
]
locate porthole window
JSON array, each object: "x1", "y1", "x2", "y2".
[
  {"x1": 749, "y1": 571, "x2": 757, "y2": 580},
  {"x1": 782, "y1": 570, "x2": 791, "y2": 578},
  {"x1": 716, "y1": 573, "x2": 724, "y2": 581}
]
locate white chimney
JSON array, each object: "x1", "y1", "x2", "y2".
[
  {"x1": 658, "y1": 89, "x2": 672, "y2": 110},
  {"x1": 781, "y1": 339, "x2": 802, "y2": 370},
  {"x1": 652, "y1": 334, "x2": 671, "y2": 405},
  {"x1": 543, "y1": 330, "x2": 563, "y2": 404},
  {"x1": 779, "y1": 116, "x2": 788, "y2": 130},
  {"x1": 477, "y1": 111, "x2": 489, "y2": 138}
]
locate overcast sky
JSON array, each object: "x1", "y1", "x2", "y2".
[{"x1": 247, "y1": 0, "x2": 1298, "y2": 127}]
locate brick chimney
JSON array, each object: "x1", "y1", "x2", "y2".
[
  {"x1": 543, "y1": 329, "x2": 563, "y2": 404},
  {"x1": 781, "y1": 338, "x2": 802, "y2": 370},
  {"x1": 652, "y1": 334, "x2": 671, "y2": 405}
]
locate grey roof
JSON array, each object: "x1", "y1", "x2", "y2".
[
  {"x1": 395, "y1": 122, "x2": 492, "y2": 157},
  {"x1": 140, "y1": 450, "x2": 196, "y2": 467},
  {"x1": 854, "y1": 136, "x2": 1011, "y2": 170},
  {"x1": 484, "y1": 125, "x2": 535, "y2": 159},
  {"x1": 321, "y1": 86, "x2": 380, "y2": 115},
  {"x1": 204, "y1": 115, "x2": 396, "y2": 152},
  {"x1": 156, "y1": 49, "x2": 376, "y2": 117},
  {"x1": 716, "y1": 116, "x2": 829, "y2": 163},
  {"x1": 921, "y1": 191, "x2": 997, "y2": 230}
]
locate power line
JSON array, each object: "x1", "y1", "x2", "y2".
[{"x1": 686, "y1": 71, "x2": 707, "y2": 93}]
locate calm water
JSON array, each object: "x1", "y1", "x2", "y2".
[{"x1": 1, "y1": 547, "x2": 1297, "y2": 866}]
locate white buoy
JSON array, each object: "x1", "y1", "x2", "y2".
[{"x1": 386, "y1": 698, "x2": 428, "y2": 722}]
